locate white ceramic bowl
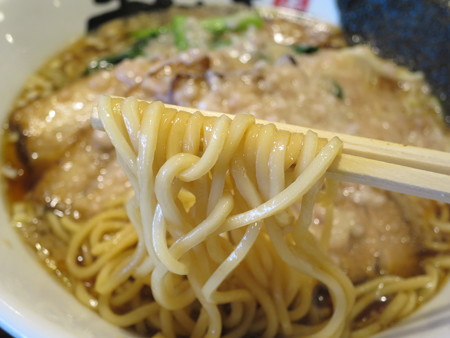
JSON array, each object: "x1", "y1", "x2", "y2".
[{"x1": 1, "y1": 1, "x2": 449, "y2": 337}]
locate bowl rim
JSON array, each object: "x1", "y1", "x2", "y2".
[{"x1": 0, "y1": 1, "x2": 449, "y2": 337}]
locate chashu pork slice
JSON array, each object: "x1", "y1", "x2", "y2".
[
  {"x1": 31, "y1": 130, "x2": 131, "y2": 218},
  {"x1": 10, "y1": 54, "x2": 211, "y2": 176},
  {"x1": 311, "y1": 183, "x2": 426, "y2": 282},
  {"x1": 9, "y1": 59, "x2": 155, "y2": 174},
  {"x1": 22, "y1": 55, "x2": 211, "y2": 216}
]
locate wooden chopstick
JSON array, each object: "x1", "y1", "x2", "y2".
[
  {"x1": 92, "y1": 99, "x2": 450, "y2": 203},
  {"x1": 163, "y1": 103, "x2": 450, "y2": 203},
  {"x1": 329, "y1": 154, "x2": 450, "y2": 203}
]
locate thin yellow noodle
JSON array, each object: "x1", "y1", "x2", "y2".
[
  {"x1": 351, "y1": 274, "x2": 433, "y2": 321},
  {"x1": 292, "y1": 321, "x2": 327, "y2": 336},
  {"x1": 220, "y1": 137, "x2": 342, "y2": 233},
  {"x1": 167, "y1": 112, "x2": 190, "y2": 158},
  {"x1": 431, "y1": 218, "x2": 450, "y2": 233},
  {"x1": 427, "y1": 255, "x2": 450, "y2": 268},
  {"x1": 160, "y1": 308, "x2": 176, "y2": 338},
  {"x1": 417, "y1": 263, "x2": 441, "y2": 302},
  {"x1": 179, "y1": 115, "x2": 230, "y2": 182},
  {"x1": 146, "y1": 310, "x2": 162, "y2": 331},
  {"x1": 396, "y1": 291, "x2": 417, "y2": 318},
  {"x1": 74, "y1": 281, "x2": 98, "y2": 309},
  {"x1": 282, "y1": 263, "x2": 300, "y2": 309},
  {"x1": 151, "y1": 264, "x2": 196, "y2": 310},
  {"x1": 95, "y1": 248, "x2": 138, "y2": 294},
  {"x1": 320, "y1": 178, "x2": 339, "y2": 249},
  {"x1": 289, "y1": 275, "x2": 315, "y2": 321},
  {"x1": 351, "y1": 292, "x2": 409, "y2": 338},
  {"x1": 355, "y1": 275, "x2": 402, "y2": 296},
  {"x1": 202, "y1": 222, "x2": 261, "y2": 303},
  {"x1": 46, "y1": 212, "x2": 70, "y2": 242},
  {"x1": 191, "y1": 308, "x2": 209, "y2": 338},
  {"x1": 172, "y1": 308, "x2": 196, "y2": 333},
  {"x1": 122, "y1": 97, "x2": 141, "y2": 149},
  {"x1": 223, "y1": 301, "x2": 244, "y2": 329},
  {"x1": 188, "y1": 247, "x2": 222, "y2": 338},
  {"x1": 271, "y1": 258, "x2": 293, "y2": 335},
  {"x1": 255, "y1": 232, "x2": 274, "y2": 273},
  {"x1": 98, "y1": 293, "x2": 159, "y2": 328},
  {"x1": 66, "y1": 221, "x2": 137, "y2": 279},
  {"x1": 110, "y1": 278, "x2": 144, "y2": 307},
  {"x1": 222, "y1": 300, "x2": 257, "y2": 338},
  {"x1": 151, "y1": 204, "x2": 188, "y2": 275},
  {"x1": 235, "y1": 265, "x2": 279, "y2": 337},
  {"x1": 155, "y1": 154, "x2": 198, "y2": 230},
  {"x1": 183, "y1": 111, "x2": 203, "y2": 154},
  {"x1": 89, "y1": 222, "x2": 131, "y2": 255},
  {"x1": 266, "y1": 221, "x2": 351, "y2": 338},
  {"x1": 256, "y1": 124, "x2": 277, "y2": 200},
  {"x1": 152, "y1": 333, "x2": 166, "y2": 338},
  {"x1": 424, "y1": 240, "x2": 450, "y2": 251},
  {"x1": 207, "y1": 114, "x2": 254, "y2": 213},
  {"x1": 269, "y1": 131, "x2": 291, "y2": 225},
  {"x1": 136, "y1": 101, "x2": 163, "y2": 264}
]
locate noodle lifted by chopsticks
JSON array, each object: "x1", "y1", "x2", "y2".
[{"x1": 69, "y1": 95, "x2": 354, "y2": 337}]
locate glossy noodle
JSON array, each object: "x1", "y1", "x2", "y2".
[{"x1": 81, "y1": 95, "x2": 349, "y2": 337}]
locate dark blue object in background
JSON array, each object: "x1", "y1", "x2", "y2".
[
  {"x1": 338, "y1": 0, "x2": 450, "y2": 121},
  {"x1": 0, "y1": 328, "x2": 11, "y2": 338}
]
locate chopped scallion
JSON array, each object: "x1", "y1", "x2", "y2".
[
  {"x1": 292, "y1": 44, "x2": 319, "y2": 54},
  {"x1": 331, "y1": 80, "x2": 344, "y2": 100},
  {"x1": 172, "y1": 16, "x2": 190, "y2": 51}
]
